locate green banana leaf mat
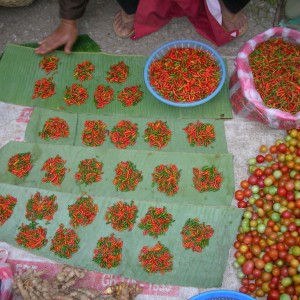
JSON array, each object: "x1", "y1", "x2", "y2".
[
  {"x1": 0, "y1": 43, "x2": 232, "y2": 119},
  {"x1": 0, "y1": 141, "x2": 234, "y2": 207},
  {"x1": 0, "y1": 182, "x2": 242, "y2": 288},
  {"x1": 25, "y1": 107, "x2": 228, "y2": 154},
  {"x1": 0, "y1": 36, "x2": 240, "y2": 288}
]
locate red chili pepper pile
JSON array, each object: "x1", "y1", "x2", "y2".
[
  {"x1": 183, "y1": 121, "x2": 216, "y2": 147},
  {"x1": 138, "y1": 206, "x2": 174, "y2": 238},
  {"x1": 193, "y1": 166, "x2": 223, "y2": 192},
  {"x1": 74, "y1": 158, "x2": 103, "y2": 185},
  {"x1": 105, "y1": 200, "x2": 138, "y2": 231},
  {"x1": 32, "y1": 77, "x2": 56, "y2": 99},
  {"x1": 74, "y1": 60, "x2": 95, "y2": 81},
  {"x1": 39, "y1": 56, "x2": 60, "y2": 74},
  {"x1": 25, "y1": 192, "x2": 58, "y2": 222},
  {"x1": 64, "y1": 83, "x2": 88, "y2": 106},
  {"x1": 149, "y1": 47, "x2": 221, "y2": 103},
  {"x1": 0, "y1": 194, "x2": 17, "y2": 225},
  {"x1": 81, "y1": 120, "x2": 108, "y2": 147},
  {"x1": 110, "y1": 120, "x2": 138, "y2": 149},
  {"x1": 106, "y1": 61, "x2": 129, "y2": 83},
  {"x1": 41, "y1": 155, "x2": 67, "y2": 186},
  {"x1": 39, "y1": 117, "x2": 70, "y2": 140},
  {"x1": 50, "y1": 224, "x2": 80, "y2": 259},
  {"x1": 113, "y1": 161, "x2": 143, "y2": 192},
  {"x1": 93, "y1": 233, "x2": 123, "y2": 269},
  {"x1": 94, "y1": 85, "x2": 114, "y2": 109},
  {"x1": 16, "y1": 222, "x2": 48, "y2": 250},
  {"x1": 152, "y1": 164, "x2": 181, "y2": 196},
  {"x1": 117, "y1": 85, "x2": 143, "y2": 107},
  {"x1": 7, "y1": 152, "x2": 33, "y2": 178},
  {"x1": 144, "y1": 120, "x2": 172, "y2": 149},
  {"x1": 139, "y1": 242, "x2": 173, "y2": 274},
  {"x1": 68, "y1": 195, "x2": 99, "y2": 228},
  {"x1": 249, "y1": 38, "x2": 300, "y2": 114},
  {"x1": 180, "y1": 218, "x2": 214, "y2": 252}
]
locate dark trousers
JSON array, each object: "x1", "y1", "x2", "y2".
[{"x1": 116, "y1": 0, "x2": 250, "y2": 15}]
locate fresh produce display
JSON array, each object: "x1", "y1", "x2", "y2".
[
  {"x1": 149, "y1": 47, "x2": 221, "y2": 103},
  {"x1": 233, "y1": 128, "x2": 300, "y2": 299},
  {"x1": 249, "y1": 38, "x2": 300, "y2": 115},
  {"x1": 39, "y1": 55, "x2": 60, "y2": 74}
]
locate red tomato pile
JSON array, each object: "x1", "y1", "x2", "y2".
[{"x1": 233, "y1": 129, "x2": 300, "y2": 299}]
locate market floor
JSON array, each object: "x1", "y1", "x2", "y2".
[{"x1": 0, "y1": 0, "x2": 288, "y2": 299}]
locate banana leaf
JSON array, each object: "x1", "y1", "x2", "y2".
[
  {"x1": 25, "y1": 107, "x2": 228, "y2": 153},
  {"x1": 21, "y1": 34, "x2": 101, "y2": 52},
  {"x1": 0, "y1": 182, "x2": 243, "y2": 288},
  {"x1": 0, "y1": 44, "x2": 232, "y2": 119},
  {"x1": 0, "y1": 141, "x2": 234, "y2": 206}
]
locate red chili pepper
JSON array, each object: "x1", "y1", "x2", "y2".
[
  {"x1": 94, "y1": 85, "x2": 114, "y2": 108},
  {"x1": 138, "y1": 242, "x2": 173, "y2": 273},
  {"x1": 149, "y1": 48, "x2": 221, "y2": 103},
  {"x1": 249, "y1": 37, "x2": 300, "y2": 114},
  {"x1": 180, "y1": 218, "x2": 214, "y2": 252},
  {"x1": 39, "y1": 117, "x2": 70, "y2": 140},
  {"x1": 0, "y1": 194, "x2": 17, "y2": 225},
  {"x1": 32, "y1": 77, "x2": 56, "y2": 99},
  {"x1": 93, "y1": 234, "x2": 123, "y2": 269},
  {"x1": 106, "y1": 61, "x2": 129, "y2": 83},
  {"x1": 39, "y1": 56, "x2": 60, "y2": 74}
]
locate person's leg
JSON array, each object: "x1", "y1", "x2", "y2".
[
  {"x1": 116, "y1": 0, "x2": 139, "y2": 15},
  {"x1": 219, "y1": 0, "x2": 250, "y2": 37},
  {"x1": 221, "y1": 0, "x2": 250, "y2": 14},
  {"x1": 113, "y1": 0, "x2": 139, "y2": 38}
]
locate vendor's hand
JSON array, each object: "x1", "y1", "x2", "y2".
[{"x1": 35, "y1": 19, "x2": 78, "y2": 55}]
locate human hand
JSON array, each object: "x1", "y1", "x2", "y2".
[{"x1": 35, "y1": 19, "x2": 78, "y2": 55}]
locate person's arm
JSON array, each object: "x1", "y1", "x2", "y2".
[
  {"x1": 35, "y1": 0, "x2": 89, "y2": 55},
  {"x1": 59, "y1": 0, "x2": 89, "y2": 20}
]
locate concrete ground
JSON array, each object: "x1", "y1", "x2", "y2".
[{"x1": 0, "y1": 0, "x2": 290, "y2": 299}]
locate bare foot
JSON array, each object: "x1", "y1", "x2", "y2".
[
  {"x1": 113, "y1": 10, "x2": 135, "y2": 38},
  {"x1": 219, "y1": 0, "x2": 248, "y2": 36},
  {"x1": 35, "y1": 19, "x2": 78, "y2": 55}
]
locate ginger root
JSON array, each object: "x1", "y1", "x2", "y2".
[{"x1": 13, "y1": 265, "x2": 142, "y2": 300}]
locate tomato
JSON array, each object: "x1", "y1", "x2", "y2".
[
  {"x1": 254, "y1": 258, "x2": 265, "y2": 270},
  {"x1": 285, "y1": 236, "x2": 297, "y2": 247},
  {"x1": 255, "y1": 168, "x2": 264, "y2": 177},
  {"x1": 235, "y1": 190, "x2": 245, "y2": 201},
  {"x1": 251, "y1": 244, "x2": 262, "y2": 256},
  {"x1": 256, "y1": 155, "x2": 265, "y2": 164},
  {"x1": 270, "y1": 145, "x2": 278, "y2": 154},
  {"x1": 267, "y1": 289, "x2": 280, "y2": 300},
  {"x1": 260, "y1": 145, "x2": 268, "y2": 153},
  {"x1": 268, "y1": 249, "x2": 279, "y2": 260},
  {"x1": 243, "y1": 188, "x2": 252, "y2": 198},
  {"x1": 281, "y1": 210, "x2": 292, "y2": 219},
  {"x1": 239, "y1": 286, "x2": 248, "y2": 294},
  {"x1": 242, "y1": 260, "x2": 255, "y2": 275},
  {"x1": 241, "y1": 278, "x2": 250, "y2": 286},
  {"x1": 240, "y1": 180, "x2": 250, "y2": 189},
  {"x1": 285, "y1": 180, "x2": 295, "y2": 191},
  {"x1": 248, "y1": 175, "x2": 258, "y2": 185},
  {"x1": 238, "y1": 201, "x2": 247, "y2": 208},
  {"x1": 278, "y1": 143, "x2": 288, "y2": 153},
  {"x1": 277, "y1": 186, "x2": 287, "y2": 197}
]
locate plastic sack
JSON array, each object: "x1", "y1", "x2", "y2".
[
  {"x1": 229, "y1": 27, "x2": 300, "y2": 130},
  {"x1": 0, "y1": 249, "x2": 13, "y2": 300}
]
